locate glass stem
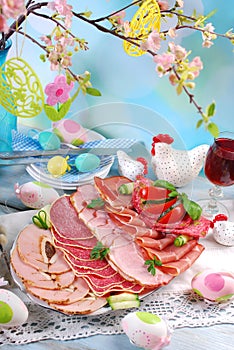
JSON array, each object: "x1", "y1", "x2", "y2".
[{"x1": 207, "y1": 185, "x2": 223, "y2": 213}]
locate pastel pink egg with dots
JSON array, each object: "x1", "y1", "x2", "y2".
[
  {"x1": 191, "y1": 269, "x2": 234, "y2": 302},
  {"x1": 52, "y1": 120, "x2": 88, "y2": 146}
]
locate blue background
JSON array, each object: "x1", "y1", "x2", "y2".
[{"x1": 10, "y1": 0, "x2": 234, "y2": 150}]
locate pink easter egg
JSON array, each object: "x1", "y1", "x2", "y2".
[
  {"x1": 52, "y1": 120, "x2": 88, "y2": 145},
  {"x1": 191, "y1": 269, "x2": 234, "y2": 302}
]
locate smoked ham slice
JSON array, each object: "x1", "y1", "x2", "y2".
[
  {"x1": 16, "y1": 224, "x2": 70, "y2": 274},
  {"x1": 25, "y1": 277, "x2": 90, "y2": 304},
  {"x1": 49, "y1": 297, "x2": 107, "y2": 315},
  {"x1": 94, "y1": 176, "x2": 133, "y2": 209},
  {"x1": 11, "y1": 247, "x2": 75, "y2": 289}
]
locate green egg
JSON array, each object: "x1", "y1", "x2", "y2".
[
  {"x1": 136, "y1": 311, "x2": 161, "y2": 324},
  {"x1": 75, "y1": 153, "x2": 101, "y2": 172},
  {"x1": 0, "y1": 301, "x2": 13, "y2": 324}
]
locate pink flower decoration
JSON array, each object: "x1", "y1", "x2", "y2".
[{"x1": 45, "y1": 75, "x2": 74, "y2": 106}]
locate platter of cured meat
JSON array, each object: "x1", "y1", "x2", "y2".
[{"x1": 10, "y1": 176, "x2": 211, "y2": 315}]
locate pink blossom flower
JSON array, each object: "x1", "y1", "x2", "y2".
[
  {"x1": 111, "y1": 10, "x2": 126, "y2": 25},
  {"x1": 189, "y1": 56, "x2": 203, "y2": 77},
  {"x1": 141, "y1": 31, "x2": 161, "y2": 52},
  {"x1": 154, "y1": 52, "x2": 175, "y2": 76},
  {"x1": 202, "y1": 40, "x2": 214, "y2": 48},
  {"x1": 169, "y1": 73, "x2": 177, "y2": 86},
  {"x1": 158, "y1": 1, "x2": 169, "y2": 11},
  {"x1": 0, "y1": 14, "x2": 9, "y2": 33},
  {"x1": 168, "y1": 42, "x2": 187, "y2": 60},
  {"x1": 177, "y1": 0, "x2": 184, "y2": 8},
  {"x1": 45, "y1": 75, "x2": 74, "y2": 105},
  {"x1": 40, "y1": 35, "x2": 52, "y2": 46},
  {"x1": 48, "y1": 0, "x2": 73, "y2": 28},
  {"x1": 1, "y1": 0, "x2": 26, "y2": 19}
]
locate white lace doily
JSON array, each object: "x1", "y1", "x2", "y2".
[{"x1": 0, "y1": 289, "x2": 233, "y2": 346}]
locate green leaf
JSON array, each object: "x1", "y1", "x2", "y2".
[
  {"x1": 153, "y1": 180, "x2": 177, "y2": 191},
  {"x1": 44, "y1": 104, "x2": 59, "y2": 121},
  {"x1": 207, "y1": 122, "x2": 219, "y2": 138},
  {"x1": 86, "y1": 87, "x2": 102, "y2": 96},
  {"x1": 57, "y1": 99, "x2": 72, "y2": 120},
  {"x1": 181, "y1": 193, "x2": 202, "y2": 220},
  {"x1": 90, "y1": 242, "x2": 109, "y2": 260},
  {"x1": 87, "y1": 198, "x2": 105, "y2": 208},
  {"x1": 145, "y1": 257, "x2": 162, "y2": 276},
  {"x1": 207, "y1": 102, "x2": 216, "y2": 117},
  {"x1": 196, "y1": 119, "x2": 203, "y2": 129}
]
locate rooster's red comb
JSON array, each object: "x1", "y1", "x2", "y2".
[
  {"x1": 151, "y1": 134, "x2": 174, "y2": 156},
  {"x1": 152, "y1": 134, "x2": 174, "y2": 144}
]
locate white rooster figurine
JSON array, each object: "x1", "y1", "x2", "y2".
[{"x1": 151, "y1": 134, "x2": 209, "y2": 187}]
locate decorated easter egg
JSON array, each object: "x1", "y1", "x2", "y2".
[
  {"x1": 38, "y1": 131, "x2": 61, "y2": 150},
  {"x1": 52, "y1": 119, "x2": 88, "y2": 146},
  {"x1": 47, "y1": 156, "x2": 70, "y2": 177},
  {"x1": 15, "y1": 181, "x2": 59, "y2": 209},
  {"x1": 122, "y1": 311, "x2": 171, "y2": 350},
  {"x1": 75, "y1": 153, "x2": 101, "y2": 172},
  {"x1": 213, "y1": 220, "x2": 234, "y2": 246},
  {"x1": 191, "y1": 269, "x2": 234, "y2": 302},
  {"x1": 0, "y1": 289, "x2": 28, "y2": 328}
]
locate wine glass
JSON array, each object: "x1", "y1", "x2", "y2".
[{"x1": 200, "y1": 131, "x2": 234, "y2": 218}]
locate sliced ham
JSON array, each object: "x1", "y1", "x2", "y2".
[
  {"x1": 136, "y1": 235, "x2": 176, "y2": 250},
  {"x1": 144, "y1": 240, "x2": 198, "y2": 263},
  {"x1": 107, "y1": 241, "x2": 173, "y2": 287},
  {"x1": 25, "y1": 277, "x2": 89, "y2": 304},
  {"x1": 16, "y1": 224, "x2": 70, "y2": 274},
  {"x1": 11, "y1": 247, "x2": 75, "y2": 289},
  {"x1": 157, "y1": 244, "x2": 205, "y2": 276},
  {"x1": 94, "y1": 176, "x2": 133, "y2": 209},
  {"x1": 49, "y1": 297, "x2": 107, "y2": 315}
]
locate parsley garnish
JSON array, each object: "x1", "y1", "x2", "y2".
[
  {"x1": 90, "y1": 242, "x2": 109, "y2": 260},
  {"x1": 145, "y1": 257, "x2": 162, "y2": 276}
]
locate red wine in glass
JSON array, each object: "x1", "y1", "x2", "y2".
[
  {"x1": 202, "y1": 132, "x2": 234, "y2": 217},
  {"x1": 205, "y1": 137, "x2": 234, "y2": 187}
]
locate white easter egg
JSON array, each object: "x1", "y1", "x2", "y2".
[
  {"x1": 15, "y1": 181, "x2": 59, "y2": 209},
  {"x1": 52, "y1": 119, "x2": 88, "y2": 145},
  {"x1": 191, "y1": 269, "x2": 234, "y2": 302},
  {"x1": 213, "y1": 221, "x2": 234, "y2": 246},
  {"x1": 122, "y1": 311, "x2": 170, "y2": 350},
  {"x1": 0, "y1": 289, "x2": 28, "y2": 328}
]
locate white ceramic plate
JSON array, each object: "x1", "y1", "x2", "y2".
[{"x1": 26, "y1": 129, "x2": 114, "y2": 189}]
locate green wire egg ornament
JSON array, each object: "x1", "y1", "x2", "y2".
[{"x1": 0, "y1": 57, "x2": 44, "y2": 118}]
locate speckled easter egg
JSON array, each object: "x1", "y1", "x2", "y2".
[
  {"x1": 75, "y1": 153, "x2": 101, "y2": 172},
  {"x1": 122, "y1": 311, "x2": 171, "y2": 350},
  {"x1": 0, "y1": 289, "x2": 28, "y2": 328},
  {"x1": 38, "y1": 131, "x2": 61, "y2": 150},
  {"x1": 191, "y1": 269, "x2": 234, "y2": 302},
  {"x1": 52, "y1": 120, "x2": 88, "y2": 145},
  {"x1": 213, "y1": 221, "x2": 234, "y2": 246},
  {"x1": 15, "y1": 181, "x2": 59, "y2": 209}
]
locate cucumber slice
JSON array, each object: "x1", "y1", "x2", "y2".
[
  {"x1": 107, "y1": 293, "x2": 140, "y2": 310},
  {"x1": 109, "y1": 300, "x2": 140, "y2": 310}
]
